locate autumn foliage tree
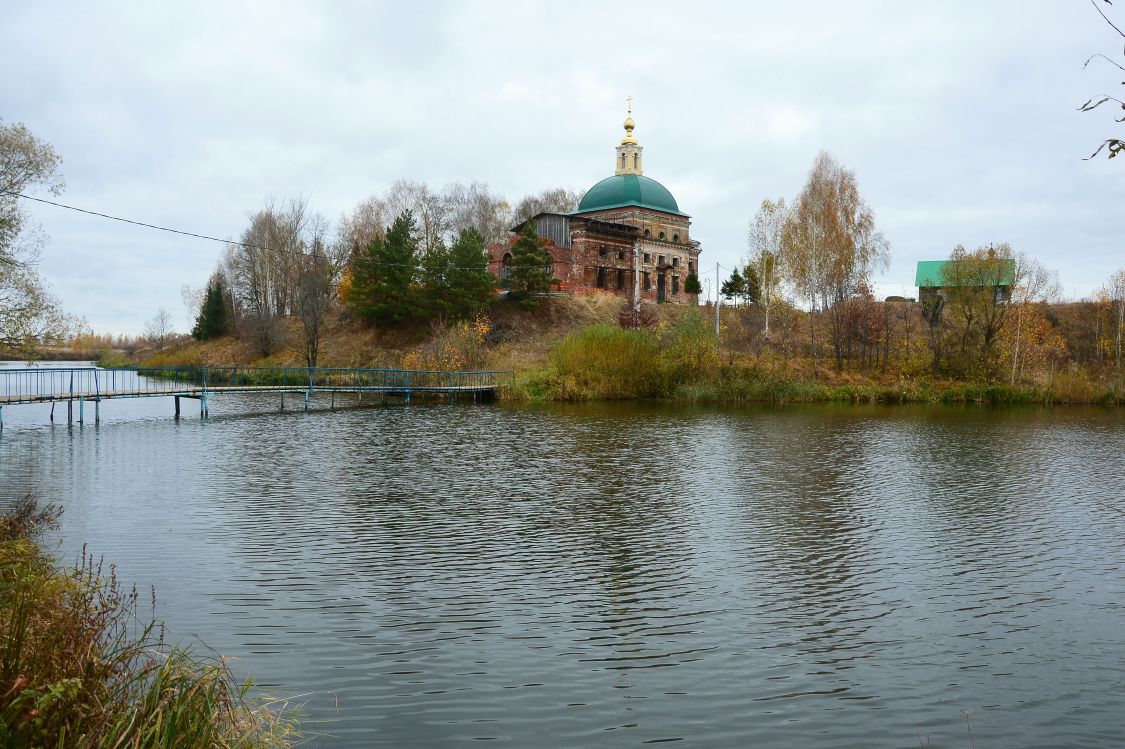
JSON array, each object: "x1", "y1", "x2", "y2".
[
  {"x1": 781, "y1": 152, "x2": 889, "y2": 371},
  {"x1": 0, "y1": 119, "x2": 73, "y2": 354}
]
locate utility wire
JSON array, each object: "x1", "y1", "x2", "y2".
[
  {"x1": 3, "y1": 190, "x2": 293, "y2": 257},
  {"x1": 3, "y1": 190, "x2": 717, "y2": 276}
]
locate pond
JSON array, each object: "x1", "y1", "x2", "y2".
[{"x1": 2, "y1": 365, "x2": 1123, "y2": 747}]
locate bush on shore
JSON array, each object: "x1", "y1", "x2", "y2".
[{"x1": 0, "y1": 497, "x2": 299, "y2": 748}]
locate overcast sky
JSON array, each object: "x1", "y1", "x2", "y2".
[{"x1": 3, "y1": 1, "x2": 1122, "y2": 333}]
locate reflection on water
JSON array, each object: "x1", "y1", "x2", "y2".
[{"x1": 2, "y1": 392, "x2": 1124, "y2": 747}]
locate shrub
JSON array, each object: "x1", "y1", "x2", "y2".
[{"x1": 0, "y1": 497, "x2": 299, "y2": 748}]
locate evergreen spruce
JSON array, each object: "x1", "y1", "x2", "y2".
[
  {"x1": 720, "y1": 267, "x2": 745, "y2": 303},
  {"x1": 506, "y1": 221, "x2": 554, "y2": 309},
  {"x1": 444, "y1": 228, "x2": 496, "y2": 319},
  {"x1": 348, "y1": 210, "x2": 421, "y2": 326},
  {"x1": 191, "y1": 277, "x2": 230, "y2": 340},
  {"x1": 418, "y1": 239, "x2": 451, "y2": 319},
  {"x1": 684, "y1": 272, "x2": 702, "y2": 296}
]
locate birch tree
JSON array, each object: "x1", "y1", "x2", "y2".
[
  {"x1": 781, "y1": 152, "x2": 889, "y2": 370},
  {"x1": 747, "y1": 197, "x2": 787, "y2": 341},
  {"x1": 1107, "y1": 267, "x2": 1125, "y2": 372},
  {"x1": 1007, "y1": 255, "x2": 1061, "y2": 385}
]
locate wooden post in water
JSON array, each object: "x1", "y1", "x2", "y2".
[
  {"x1": 174, "y1": 396, "x2": 180, "y2": 419},
  {"x1": 94, "y1": 399, "x2": 99, "y2": 425}
]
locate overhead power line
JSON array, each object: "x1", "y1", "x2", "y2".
[
  {"x1": 2, "y1": 190, "x2": 490, "y2": 271},
  {"x1": 3, "y1": 190, "x2": 728, "y2": 277},
  {"x1": 2, "y1": 190, "x2": 287, "y2": 256}
]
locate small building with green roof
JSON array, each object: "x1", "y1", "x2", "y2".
[{"x1": 915, "y1": 257, "x2": 1016, "y2": 317}]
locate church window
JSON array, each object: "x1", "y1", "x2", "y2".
[
  {"x1": 688, "y1": 260, "x2": 694, "y2": 274},
  {"x1": 621, "y1": 153, "x2": 626, "y2": 169},
  {"x1": 633, "y1": 153, "x2": 639, "y2": 169},
  {"x1": 644, "y1": 228, "x2": 651, "y2": 238},
  {"x1": 659, "y1": 231, "x2": 666, "y2": 240},
  {"x1": 617, "y1": 249, "x2": 625, "y2": 260},
  {"x1": 643, "y1": 271, "x2": 650, "y2": 290},
  {"x1": 658, "y1": 255, "x2": 665, "y2": 266},
  {"x1": 672, "y1": 276, "x2": 680, "y2": 295},
  {"x1": 672, "y1": 257, "x2": 679, "y2": 268},
  {"x1": 598, "y1": 245, "x2": 607, "y2": 257},
  {"x1": 673, "y1": 234, "x2": 679, "y2": 243},
  {"x1": 616, "y1": 269, "x2": 626, "y2": 290},
  {"x1": 597, "y1": 267, "x2": 607, "y2": 288},
  {"x1": 643, "y1": 252, "x2": 651, "y2": 264},
  {"x1": 501, "y1": 252, "x2": 512, "y2": 279}
]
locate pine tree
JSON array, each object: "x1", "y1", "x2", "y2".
[
  {"x1": 684, "y1": 272, "x2": 702, "y2": 296},
  {"x1": 418, "y1": 238, "x2": 451, "y2": 320},
  {"x1": 348, "y1": 210, "x2": 421, "y2": 326},
  {"x1": 506, "y1": 221, "x2": 554, "y2": 309},
  {"x1": 191, "y1": 277, "x2": 230, "y2": 340},
  {"x1": 445, "y1": 227, "x2": 496, "y2": 320},
  {"x1": 720, "y1": 268, "x2": 745, "y2": 303}
]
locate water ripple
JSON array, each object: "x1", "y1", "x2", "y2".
[{"x1": 2, "y1": 400, "x2": 1124, "y2": 747}]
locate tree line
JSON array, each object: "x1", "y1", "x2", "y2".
[
  {"x1": 187, "y1": 181, "x2": 576, "y2": 365},
  {"x1": 721, "y1": 153, "x2": 1125, "y2": 384}
]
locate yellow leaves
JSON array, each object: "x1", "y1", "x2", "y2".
[
  {"x1": 400, "y1": 316, "x2": 491, "y2": 372},
  {"x1": 1000, "y1": 304, "x2": 1068, "y2": 385}
]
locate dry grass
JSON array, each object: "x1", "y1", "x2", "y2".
[{"x1": 0, "y1": 497, "x2": 300, "y2": 748}]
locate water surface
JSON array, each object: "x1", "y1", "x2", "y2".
[{"x1": 2, "y1": 371, "x2": 1124, "y2": 747}]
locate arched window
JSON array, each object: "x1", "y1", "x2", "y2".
[
  {"x1": 633, "y1": 153, "x2": 639, "y2": 169},
  {"x1": 598, "y1": 245, "x2": 607, "y2": 257},
  {"x1": 673, "y1": 234, "x2": 679, "y2": 243},
  {"x1": 621, "y1": 153, "x2": 626, "y2": 169},
  {"x1": 644, "y1": 229, "x2": 651, "y2": 238},
  {"x1": 659, "y1": 231, "x2": 666, "y2": 240},
  {"x1": 501, "y1": 253, "x2": 513, "y2": 279}
]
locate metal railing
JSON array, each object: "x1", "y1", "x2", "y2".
[{"x1": 0, "y1": 366, "x2": 514, "y2": 405}]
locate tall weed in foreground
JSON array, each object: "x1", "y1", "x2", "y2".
[{"x1": 0, "y1": 496, "x2": 300, "y2": 748}]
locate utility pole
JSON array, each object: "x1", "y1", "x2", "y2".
[
  {"x1": 714, "y1": 261, "x2": 720, "y2": 339},
  {"x1": 632, "y1": 240, "x2": 641, "y2": 322}
]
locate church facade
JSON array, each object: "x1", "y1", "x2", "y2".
[{"x1": 488, "y1": 107, "x2": 701, "y2": 305}]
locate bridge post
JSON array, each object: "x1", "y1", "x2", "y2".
[
  {"x1": 304, "y1": 391, "x2": 309, "y2": 411},
  {"x1": 94, "y1": 399, "x2": 99, "y2": 425},
  {"x1": 79, "y1": 396, "x2": 84, "y2": 425}
]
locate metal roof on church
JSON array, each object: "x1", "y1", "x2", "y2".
[{"x1": 572, "y1": 174, "x2": 688, "y2": 217}]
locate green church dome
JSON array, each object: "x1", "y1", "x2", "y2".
[{"x1": 575, "y1": 174, "x2": 686, "y2": 216}]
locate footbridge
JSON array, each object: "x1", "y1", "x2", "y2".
[{"x1": 0, "y1": 366, "x2": 513, "y2": 426}]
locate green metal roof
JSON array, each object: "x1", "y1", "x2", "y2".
[
  {"x1": 573, "y1": 174, "x2": 686, "y2": 216},
  {"x1": 915, "y1": 259, "x2": 1016, "y2": 288}
]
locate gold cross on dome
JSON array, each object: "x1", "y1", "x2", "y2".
[{"x1": 626, "y1": 95, "x2": 633, "y2": 116}]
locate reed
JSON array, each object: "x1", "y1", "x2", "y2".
[{"x1": 0, "y1": 496, "x2": 299, "y2": 748}]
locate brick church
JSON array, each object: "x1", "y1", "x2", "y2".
[{"x1": 488, "y1": 105, "x2": 701, "y2": 305}]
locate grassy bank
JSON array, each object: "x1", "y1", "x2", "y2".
[
  {"x1": 36, "y1": 296, "x2": 1125, "y2": 407},
  {"x1": 0, "y1": 497, "x2": 299, "y2": 748},
  {"x1": 505, "y1": 311, "x2": 1124, "y2": 406}
]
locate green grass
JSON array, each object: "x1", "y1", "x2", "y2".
[{"x1": 0, "y1": 497, "x2": 300, "y2": 748}]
